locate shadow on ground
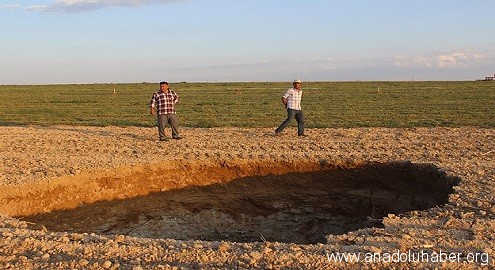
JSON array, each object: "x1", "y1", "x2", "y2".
[{"x1": 21, "y1": 162, "x2": 459, "y2": 244}]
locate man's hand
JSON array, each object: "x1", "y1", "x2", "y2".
[
  {"x1": 150, "y1": 108, "x2": 155, "y2": 116},
  {"x1": 281, "y1": 97, "x2": 288, "y2": 108}
]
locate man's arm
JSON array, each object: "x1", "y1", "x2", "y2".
[
  {"x1": 173, "y1": 91, "x2": 179, "y2": 104},
  {"x1": 149, "y1": 94, "x2": 156, "y2": 115},
  {"x1": 281, "y1": 88, "x2": 291, "y2": 108}
]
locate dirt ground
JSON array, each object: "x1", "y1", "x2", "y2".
[{"x1": 0, "y1": 126, "x2": 494, "y2": 269}]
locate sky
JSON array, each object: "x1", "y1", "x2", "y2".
[{"x1": 0, "y1": 0, "x2": 494, "y2": 84}]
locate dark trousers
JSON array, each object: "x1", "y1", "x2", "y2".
[
  {"x1": 275, "y1": 109, "x2": 304, "y2": 135},
  {"x1": 157, "y1": 114, "x2": 180, "y2": 140}
]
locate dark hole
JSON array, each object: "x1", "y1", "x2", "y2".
[{"x1": 21, "y1": 162, "x2": 459, "y2": 244}]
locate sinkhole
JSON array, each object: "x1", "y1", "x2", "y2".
[{"x1": 9, "y1": 160, "x2": 459, "y2": 244}]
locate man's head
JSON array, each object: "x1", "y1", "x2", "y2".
[
  {"x1": 293, "y1": 79, "x2": 302, "y2": 89},
  {"x1": 160, "y1": 81, "x2": 169, "y2": 92}
]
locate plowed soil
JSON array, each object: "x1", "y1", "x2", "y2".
[{"x1": 0, "y1": 126, "x2": 494, "y2": 269}]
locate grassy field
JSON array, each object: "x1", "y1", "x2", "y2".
[{"x1": 0, "y1": 81, "x2": 494, "y2": 128}]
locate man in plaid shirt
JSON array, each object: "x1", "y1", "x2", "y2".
[
  {"x1": 149, "y1": 81, "x2": 181, "y2": 141},
  {"x1": 275, "y1": 79, "x2": 307, "y2": 137}
]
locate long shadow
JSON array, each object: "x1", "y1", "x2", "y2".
[
  {"x1": 0, "y1": 121, "x2": 29, "y2": 126},
  {"x1": 21, "y1": 162, "x2": 459, "y2": 244},
  {"x1": 33, "y1": 126, "x2": 154, "y2": 141}
]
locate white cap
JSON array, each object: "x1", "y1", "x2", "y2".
[{"x1": 293, "y1": 79, "x2": 302, "y2": 84}]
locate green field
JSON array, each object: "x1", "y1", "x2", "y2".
[{"x1": 0, "y1": 81, "x2": 494, "y2": 128}]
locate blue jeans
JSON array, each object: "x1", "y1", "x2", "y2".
[{"x1": 275, "y1": 109, "x2": 304, "y2": 135}]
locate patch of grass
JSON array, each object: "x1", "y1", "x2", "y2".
[{"x1": 0, "y1": 81, "x2": 493, "y2": 128}]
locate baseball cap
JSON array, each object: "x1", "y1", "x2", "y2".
[{"x1": 293, "y1": 79, "x2": 302, "y2": 84}]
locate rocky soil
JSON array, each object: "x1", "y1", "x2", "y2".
[{"x1": 0, "y1": 126, "x2": 494, "y2": 269}]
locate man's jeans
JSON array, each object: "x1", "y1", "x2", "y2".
[{"x1": 275, "y1": 109, "x2": 304, "y2": 136}]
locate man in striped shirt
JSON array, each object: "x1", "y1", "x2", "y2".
[
  {"x1": 149, "y1": 81, "x2": 182, "y2": 141},
  {"x1": 275, "y1": 79, "x2": 306, "y2": 137}
]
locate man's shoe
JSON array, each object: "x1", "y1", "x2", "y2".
[
  {"x1": 298, "y1": 134, "x2": 308, "y2": 137},
  {"x1": 274, "y1": 131, "x2": 282, "y2": 136},
  {"x1": 172, "y1": 136, "x2": 183, "y2": 140},
  {"x1": 159, "y1": 138, "x2": 169, "y2": 142}
]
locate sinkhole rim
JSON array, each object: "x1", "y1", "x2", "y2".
[{"x1": 1, "y1": 159, "x2": 461, "y2": 244}]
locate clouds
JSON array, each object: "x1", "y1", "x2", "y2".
[
  {"x1": 291, "y1": 48, "x2": 494, "y2": 73},
  {"x1": 0, "y1": 4, "x2": 22, "y2": 9},
  {"x1": 1, "y1": 0, "x2": 185, "y2": 13},
  {"x1": 390, "y1": 49, "x2": 494, "y2": 69},
  {"x1": 179, "y1": 47, "x2": 495, "y2": 81},
  {"x1": 437, "y1": 52, "x2": 471, "y2": 67}
]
